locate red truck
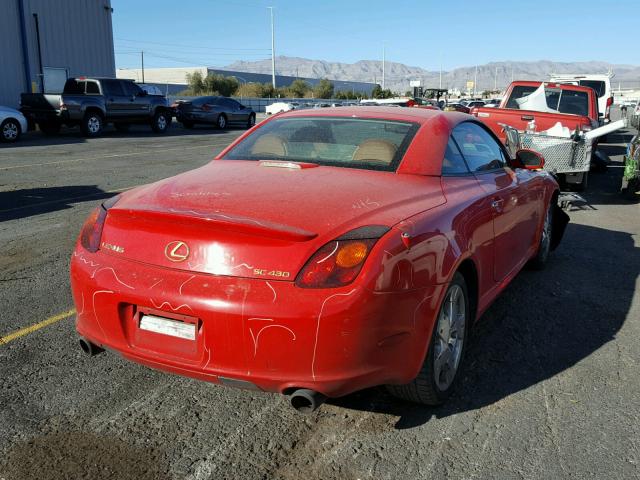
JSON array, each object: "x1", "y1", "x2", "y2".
[{"x1": 471, "y1": 81, "x2": 599, "y2": 143}]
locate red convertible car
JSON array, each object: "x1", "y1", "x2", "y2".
[{"x1": 71, "y1": 107, "x2": 568, "y2": 413}]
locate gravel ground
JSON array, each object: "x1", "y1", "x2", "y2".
[{"x1": 0, "y1": 117, "x2": 638, "y2": 480}]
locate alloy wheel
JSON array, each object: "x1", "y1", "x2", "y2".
[
  {"x1": 3, "y1": 121, "x2": 18, "y2": 140},
  {"x1": 433, "y1": 284, "x2": 466, "y2": 391}
]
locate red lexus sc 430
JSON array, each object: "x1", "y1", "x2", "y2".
[{"x1": 71, "y1": 107, "x2": 568, "y2": 412}]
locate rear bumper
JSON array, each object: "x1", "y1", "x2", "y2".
[{"x1": 71, "y1": 247, "x2": 443, "y2": 398}]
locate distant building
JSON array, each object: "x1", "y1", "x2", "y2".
[
  {"x1": 116, "y1": 66, "x2": 377, "y2": 96},
  {"x1": 1, "y1": 0, "x2": 116, "y2": 107}
]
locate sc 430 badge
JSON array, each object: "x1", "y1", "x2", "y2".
[{"x1": 254, "y1": 269, "x2": 290, "y2": 278}]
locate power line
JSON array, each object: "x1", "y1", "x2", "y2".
[{"x1": 115, "y1": 37, "x2": 270, "y2": 51}]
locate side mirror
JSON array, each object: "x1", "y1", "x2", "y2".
[{"x1": 514, "y1": 148, "x2": 545, "y2": 170}]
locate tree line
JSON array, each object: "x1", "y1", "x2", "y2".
[{"x1": 183, "y1": 71, "x2": 395, "y2": 99}]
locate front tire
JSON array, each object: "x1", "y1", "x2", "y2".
[
  {"x1": 1, "y1": 118, "x2": 21, "y2": 143},
  {"x1": 246, "y1": 113, "x2": 256, "y2": 129},
  {"x1": 387, "y1": 272, "x2": 469, "y2": 405},
  {"x1": 80, "y1": 112, "x2": 103, "y2": 137},
  {"x1": 216, "y1": 114, "x2": 227, "y2": 130},
  {"x1": 151, "y1": 110, "x2": 171, "y2": 134}
]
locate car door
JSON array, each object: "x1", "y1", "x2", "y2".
[
  {"x1": 101, "y1": 79, "x2": 128, "y2": 119},
  {"x1": 121, "y1": 81, "x2": 151, "y2": 120},
  {"x1": 452, "y1": 121, "x2": 540, "y2": 282},
  {"x1": 221, "y1": 98, "x2": 244, "y2": 123}
]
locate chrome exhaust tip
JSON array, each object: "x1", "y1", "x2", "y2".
[
  {"x1": 289, "y1": 388, "x2": 327, "y2": 414},
  {"x1": 79, "y1": 337, "x2": 104, "y2": 356}
]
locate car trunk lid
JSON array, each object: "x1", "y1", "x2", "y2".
[{"x1": 100, "y1": 160, "x2": 445, "y2": 280}]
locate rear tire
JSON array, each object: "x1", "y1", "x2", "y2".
[
  {"x1": 216, "y1": 114, "x2": 227, "y2": 130},
  {"x1": 529, "y1": 200, "x2": 553, "y2": 270},
  {"x1": 246, "y1": 113, "x2": 256, "y2": 129},
  {"x1": 80, "y1": 111, "x2": 103, "y2": 137},
  {"x1": 386, "y1": 272, "x2": 469, "y2": 405},
  {"x1": 114, "y1": 123, "x2": 131, "y2": 133},
  {"x1": 1, "y1": 118, "x2": 21, "y2": 143},
  {"x1": 151, "y1": 110, "x2": 171, "y2": 133}
]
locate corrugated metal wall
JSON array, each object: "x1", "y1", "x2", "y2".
[{"x1": 0, "y1": 0, "x2": 115, "y2": 107}]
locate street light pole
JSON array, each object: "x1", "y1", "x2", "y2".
[
  {"x1": 382, "y1": 45, "x2": 386, "y2": 91},
  {"x1": 268, "y1": 7, "x2": 276, "y2": 89},
  {"x1": 141, "y1": 51, "x2": 145, "y2": 83}
]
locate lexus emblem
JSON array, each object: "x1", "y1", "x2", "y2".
[{"x1": 165, "y1": 241, "x2": 190, "y2": 262}]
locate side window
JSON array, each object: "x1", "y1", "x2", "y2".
[
  {"x1": 121, "y1": 81, "x2": 142, "y2": 97},
  {"x1": 452, "y1": 122, "x2": 506, "y2": 172},
  {"x1": 102, "y1": 80, "x2": 124, "y2": 96},
  {"x1": 221, "y1": 98, "x2": 240, "y2": 110},
  {"x1": 442, "y1": 138, "x2": 470, "y2": 175},
  {"x1": 85, "y1": 81, "x2": 100, "y2": 95}
]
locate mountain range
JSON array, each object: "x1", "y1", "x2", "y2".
[{"x1": 226, "y1": 56, "x2": 640, "y2": 93}]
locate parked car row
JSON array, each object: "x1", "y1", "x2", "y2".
[{"x1": 2, "y1": 77, "x2": 257, "y2": 143}]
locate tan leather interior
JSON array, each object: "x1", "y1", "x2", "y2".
[
  {"x1": 250, "y1": 134, "x2": 288, "y2": 157},
  {"x1": 352, "y1": 139, "x2": 397, "y2": 164}
]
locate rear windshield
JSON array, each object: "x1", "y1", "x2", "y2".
[
  {"x1": 505, "y1": 85, "x2": 589, "y2": 116},
  {"x1": 579, "y1": 80, "x2": 606, "y2": 97},
  {"x1": 222, "y1": 117, "x2": 419, "y2": 172}
]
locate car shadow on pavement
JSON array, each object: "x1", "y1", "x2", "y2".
[
  {"x1": 330, "y1": 221, "x2": 639, "y2": 429},
  {"x1": 0, "y1": 185, "x2": 114, "y2": 222}
]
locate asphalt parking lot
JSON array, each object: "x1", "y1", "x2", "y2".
[{"x1": 0, "y1": 119, "x2": 639, "y2": 480}]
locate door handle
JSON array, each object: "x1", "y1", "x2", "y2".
[
  {"x1": 521, "y1": 115, "x2": 535, "y2": 121},
  {"x1": 491, "y1": 199, "x2": 504, "y2": 209}
]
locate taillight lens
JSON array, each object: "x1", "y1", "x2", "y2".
[
  {"x1": 296, "y1": 238, "x2": 379, "y2": 288},
  {"x1": 79, "y1": 195, "x2": 120, "y2": 253},
  {"x1": 606, "y1": 96, "x2": 613, "y2": 119}
]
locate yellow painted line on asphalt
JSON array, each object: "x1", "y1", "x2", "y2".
[
  {"x1": 0, "y1": 141, "x2": 231, "y2": 170},
  {"x1": 0, "y1": 185, "x2": 137, "y2": 214},
  {"x1": 0, "y1": 308, "x2": 76, "y2": 346}
]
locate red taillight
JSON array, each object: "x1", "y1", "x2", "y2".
[
  {"x1": 80, "y1": 207, "x2": 107, "y2": 253},
  {"x1": 605, "y1": 96, "x2": 613, "y2": 120},
  {"x1": 79, "y1": 195, "x2": 120, "y2": 253},
  {"x1": 295, "y1": 238, "x2": 377, "y2": 288}
]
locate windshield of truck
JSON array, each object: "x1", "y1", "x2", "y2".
[
  {"x1": 578, "y1": 80, "x2": 606, "y2": 98},
  {"x1": 505, "y1": 85, "x2": 589, "y2": 116}
]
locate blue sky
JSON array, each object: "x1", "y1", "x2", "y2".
[{"x1": 112, "y1": 0, "x2": 639, "y2": 71}]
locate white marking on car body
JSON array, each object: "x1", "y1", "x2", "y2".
[{"x1": 311, "y1": 289, "x2": 357, "y2": 379}]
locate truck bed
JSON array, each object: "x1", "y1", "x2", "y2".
[{"x1": 472, "y1": 107, "x2": 593, "y2": 143}]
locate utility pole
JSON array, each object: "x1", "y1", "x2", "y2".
[
  {"x1": 382, "y1": 45, "x2": 386, "y2": 91},
  {"x1": 141, "y1": 51, "x2": 145, "y2": 83},
  {"x1": 439, "y1": 51, "x2": 442, "y2": 89},
  {"x1": 268, "y1": 7, "x2": 276, "y2": 89},
  {"x1": 494, "y1": 66, "x2": 497, "y2": 91},
  {"x1": 473, "y1": 65, "x2": 478, "y2": 97}
]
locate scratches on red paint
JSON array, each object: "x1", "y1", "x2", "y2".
[
  {"x1": 413, "y1": 294, "x2": 432, "y2": 329},
  {"x1": 149, "y1": 278, "x2": 163, "y2": 289},
  {"x1": 250, "y1": 324, "x2": 296, "y2": 357},
  {"x1": 311, "y1": 288, "x2": 357, "y2": 380},
  {"x1": 75, "y1": 252, "x2": 100, "y2": 268},
  {"x1": 92, "y1": 290, "x2": 114, "y2": 338},
  {"x1": 149, "y1": 299, "x2": 194, "y2": 313},
  {"x1": 179, "y1": 275, "x2": 196, "y2": 295},
  {"x1": 316, "y1": 242, "x2": 339, "y2": 264},
  {"x1": 231, "y1": 263, "x2": 254, "y2": 271},
  {"x1": 78, "y1": 292, "x2": 85, "y2": 315},
  {"x1": 91, "y1": 267, "x2": 135, "y2": 290},
  {"x1": 169, "y1": 191, "x2": 230, "y2": 199},
  {"x1": 203, "y1": 344, "x2": 213, "y2": 369},
  {"x1": 352, "y1": 198, "x2": 381, "y2": 209},
  {"x1": 265, "y1": 281, "x2": 277, "y2": 303}
]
